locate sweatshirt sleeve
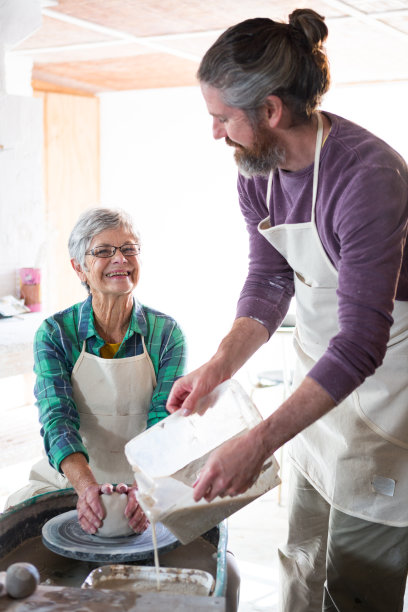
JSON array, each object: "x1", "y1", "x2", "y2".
[
  {"x1": 308, "y1": 165, "x2": 408, "y2": 403},
  {"x1": 34, "y1": 320, "x2": 88, "y2": 472},
  {"x1": 235, "y1": 173, "x2": 294, "y2": 336}
]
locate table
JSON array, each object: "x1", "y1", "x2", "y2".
[
  {"x1": 0, "y1": 313, "x2": 45, "y2": 379},
  {"x1": 0, "y1": 581, "x2": 226, "y2": 611}
]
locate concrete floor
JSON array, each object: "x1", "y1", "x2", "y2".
[{"x1": 228, "y1": 488, "x2": 288, "y2": 611}]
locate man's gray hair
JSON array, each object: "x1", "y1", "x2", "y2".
[
  {"x1": 68, "y1": 207, "x2": 141, "y2": 270},
  {"x1": 197, "y1": 9, "x2": 330, "y2": 122}
]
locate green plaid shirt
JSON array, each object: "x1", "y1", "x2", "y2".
[{"x1": 34, "y1": 295, "x2": 186, "y2": 471}]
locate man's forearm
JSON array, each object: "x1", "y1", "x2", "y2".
[
  {"x1": 255, "y1": 376, "x2": 336, "y2": 459},
  {"x1": 192, "y1": 376, "x2": 337, "y2": 502},
  {"x1": 211, "y1": 316, "x2": 269, "y2": 379}
]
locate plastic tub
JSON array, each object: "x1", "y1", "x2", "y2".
[{"x1": 81, "y1": 564, "x2": 214, "y2": 596}]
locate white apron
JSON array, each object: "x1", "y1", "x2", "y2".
[
  {"x1": 258, "y1": 113, "x2": 408, "y2": 526},
  {"x1": 7, "y1": 336, "x2": 156, "y2": 506}
]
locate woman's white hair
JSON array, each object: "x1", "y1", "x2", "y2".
[{"x1": 68, "y1": 207, "x2": 141, "y2": 291}]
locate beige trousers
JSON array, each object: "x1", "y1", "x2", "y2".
[{"x1": 279, "y1": 466, "x2": 408, "y2": 612}]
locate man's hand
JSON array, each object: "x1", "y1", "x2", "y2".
[
  {"x1": 117, "y1": 483, "x2": 149, "y2": 533},
  {"x1": 193, "y1": 376, "x2": 338, "y2": 504},
  {"x1": 166, "y1": 360, "x2": 226, "y2": 416},
  {"x1": 167, "y1": 317, "x2": 269, "y2": 416},
  {"x1": 193, "y1": 425, "x2": 268, "y2": 502}
]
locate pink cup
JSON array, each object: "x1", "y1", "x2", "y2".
[{"x1": 20, "y1": 268, "x2": 41, "y2": 312}]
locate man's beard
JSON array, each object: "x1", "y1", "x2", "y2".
[{"x1": 226, "y1": 125, "x2": 285, "y2": 178}]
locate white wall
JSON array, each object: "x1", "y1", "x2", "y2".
[
  {"x1": 324, "y1": 81, "x2": 408, "y2": 161},
  {"x1": 0, "y1": 95, "x2": 44, "y2": 298},
  {"x1": 100, "y1": 87, "x2": 248, "y2": 370},
  {"x1": 0, "y1": 0, "x2": 44, "y2": 301}
]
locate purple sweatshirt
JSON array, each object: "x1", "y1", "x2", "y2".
[{"x1": 236, "y1": 112, "x2": 408, "y2": 404}]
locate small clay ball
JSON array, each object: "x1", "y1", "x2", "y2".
[{"x1": 6, "y1": 563, "x2": 40, "y2": 599}]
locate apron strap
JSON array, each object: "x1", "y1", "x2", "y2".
[
  {"x1": 71, "y1": 340, "x2": 87, "y2": 376},
  {"x1": 141, "y1": 335, "x2": 157, "y2": 388},
  {"x1": 311, "y1": 112, "x2": 324, "y2": 222},
  {"x1": 266, "y1": 112, "x2": 324, "y2": 220},
  {"x1": 266, "y1": 167, "x2": 273, "y2": 207}
]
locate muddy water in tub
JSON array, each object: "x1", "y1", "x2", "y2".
[
  {"x1": 88, "y1": 575, "x2": 209, "y2": 595},
  {"x1": 0, "y1": 536, "x2": 100, "y2": 586},
  {"x1": 0, "y1": 535, "x2": 210, "y2": 596}
]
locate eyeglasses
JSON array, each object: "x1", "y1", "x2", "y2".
[{"x1": 85, "y1": 243, "x2": 141, "y2": 258}]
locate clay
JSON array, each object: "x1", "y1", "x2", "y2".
[
  {"x1": 6, "y1": 562, "x2": 40, "y2": 598},
  {"x1": 96, "y1": 493, "x2": 134, "y2": 538}
]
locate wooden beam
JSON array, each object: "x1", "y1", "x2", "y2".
[{"x1": 32, "y1": 78, "x2": 97, "y2": 97}]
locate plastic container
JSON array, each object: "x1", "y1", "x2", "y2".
[
  {"x1": 82, "y1": 564, "x2": 214, "y2": 596},
  {"x1": 125, "y1": 379, "x2": 281, "y2": 544}
]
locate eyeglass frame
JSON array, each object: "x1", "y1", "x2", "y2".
[{"x1": 85, "y1": 243, "x2": 141, "y2": 258}]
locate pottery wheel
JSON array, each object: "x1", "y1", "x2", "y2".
[{"x1": 42, "y1": 510, "x2": 180, "y2": 563}]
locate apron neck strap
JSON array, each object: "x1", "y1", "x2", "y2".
[
  {"x1": 312, "y1": 112, "x2": 323, "y2": 219},
  {"x1": 266, "y1": 165, "x2": 273, "y2": 207},
  {"x1": 266, "y1": 112, "x2": 324, "y2": 216}
]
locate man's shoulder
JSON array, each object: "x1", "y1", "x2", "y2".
[
  {"x1": 237, "y1": 172, "x2": 269, "y2": 218},
  {"x1": 324, "y1": 111, "x2": 407, "y2": 174}
]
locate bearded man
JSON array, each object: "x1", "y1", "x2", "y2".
[{"x1": 168, "y1": 9, "x2": 408, "y2": 612}]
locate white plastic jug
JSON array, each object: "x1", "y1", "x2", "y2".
[{"x1": 125, "y1": 379, "x2": 281, "y2": 544}]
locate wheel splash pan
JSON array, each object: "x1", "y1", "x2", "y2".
[{"x1": 42, "y1": 509, "x2": 179, "y2": 563}]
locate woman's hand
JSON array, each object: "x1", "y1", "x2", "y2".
[
  {"x1": 76, "y1": 482, "x2": 114, "y2": 534},
  {"x1": 76, "y1": 482, "x2": 149, "y2": 535},
  {"x1": 116, "y1": 483, "x2": 149, "y2": 533},
  {"x1": 61, "y1": 453, "x2": 111, "y2": 534}
]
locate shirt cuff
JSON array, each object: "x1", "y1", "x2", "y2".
[
  {"x1": 307, "y1": 356, "x2": 359, "y2": 404},
  {"x1": 50, "y1": 439, "x2": 89, "y2": 473},
  {"x1": 236, "y1": 297, "x2": 285, "y2": 337}
]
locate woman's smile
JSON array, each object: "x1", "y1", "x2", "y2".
[
  {"x1": 105, "y1": 270, "x2": 131, "y2": 278},
  {"x1": 81, "y1": 227, "x2": 141, "y2": 297}
]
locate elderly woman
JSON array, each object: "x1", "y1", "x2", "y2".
[
  {"x1": 7, "y1": 206, "x2": 240, "y2": 611},
  {"x1": 7, "y1": 207, "x2": 186, "y2": 535}
]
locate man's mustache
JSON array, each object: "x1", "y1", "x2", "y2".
[{"x1": 225, "y1": 136, "x2": 244, "y2": 150}]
